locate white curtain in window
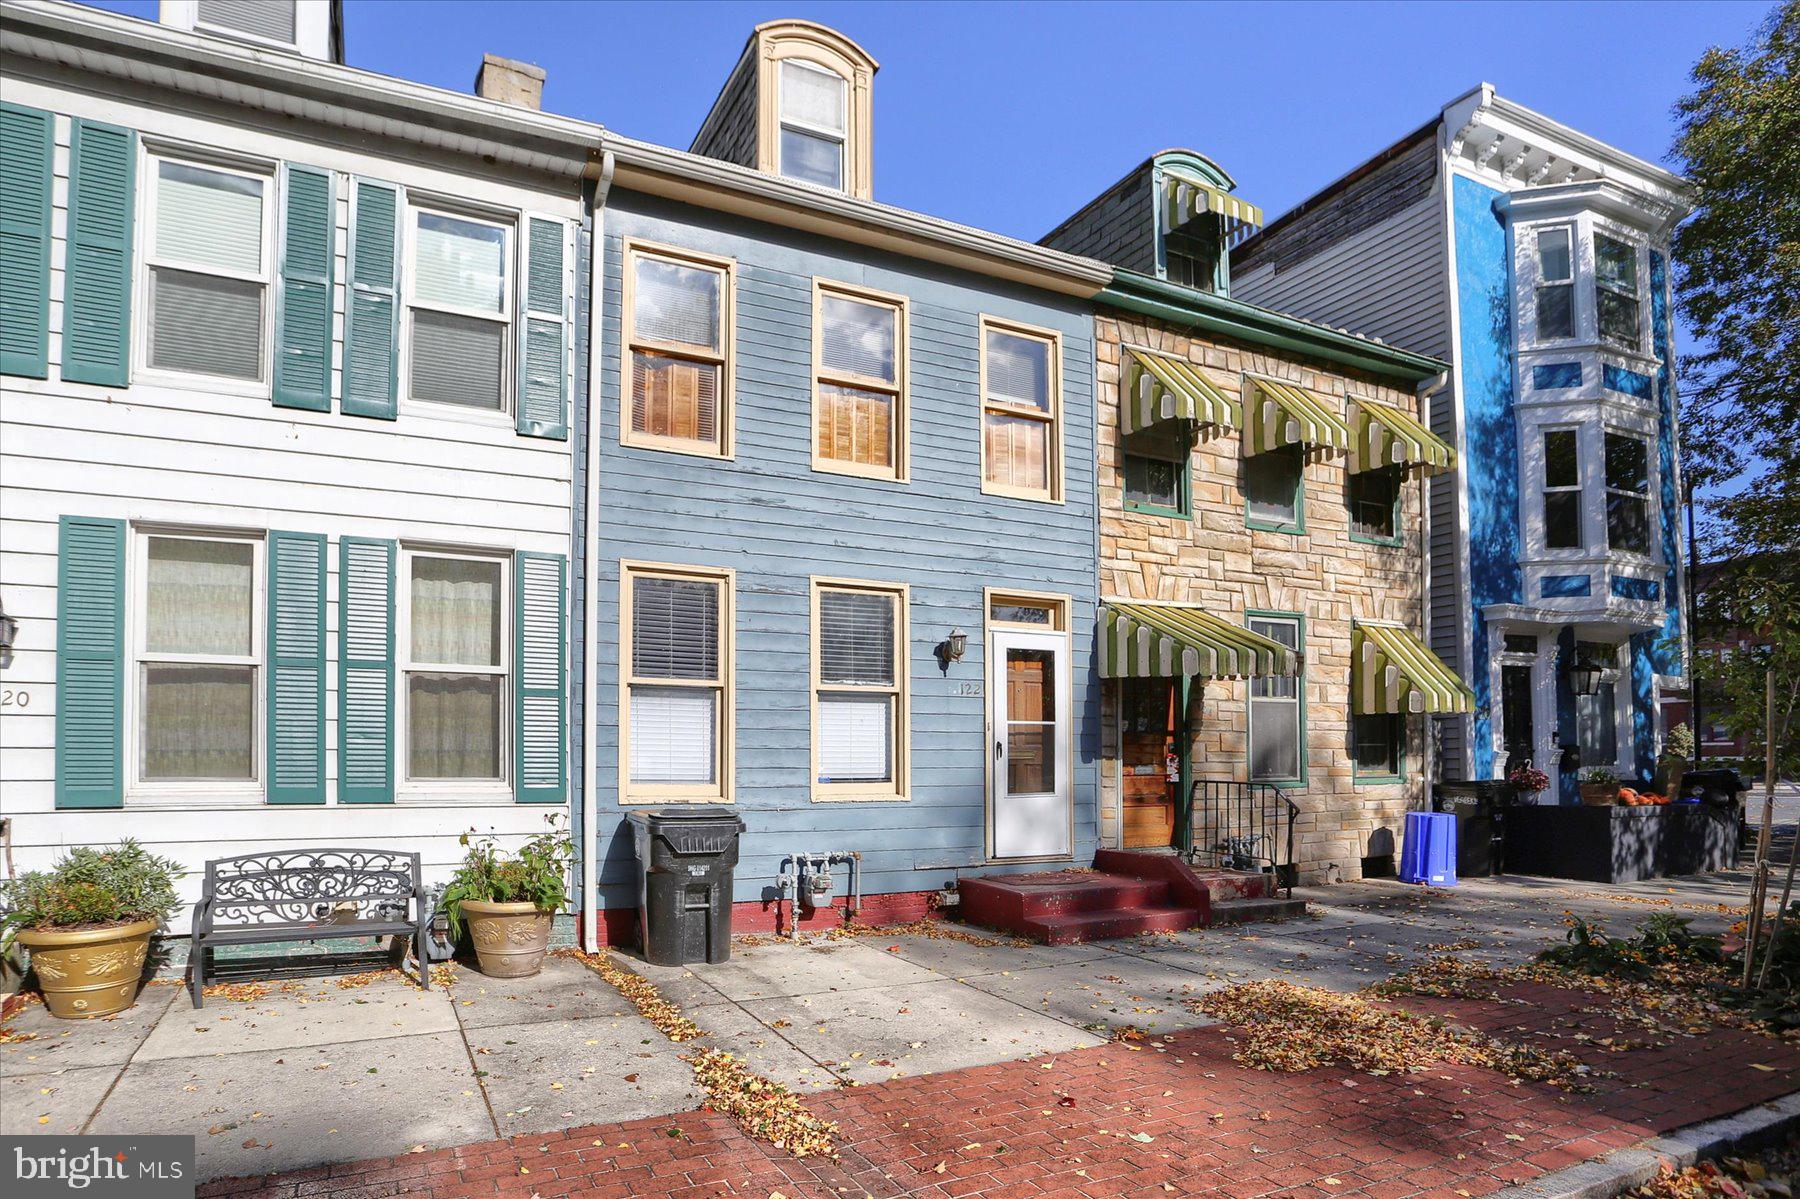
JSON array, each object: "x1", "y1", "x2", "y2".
[
  {"x1": 414, "y1": 212, "x2": 505, "y2": 313},
  {"x1": 985, "y1": 330, "x2": 1050, "y2": 410},
  {"x1": 821, "y1": 295, "x2": 895, "y2": 383},
  {"x1": 411, "y1": 558, "x2": 501, "y2": 666},
  {"x1": 145, "y1": 538, "x2": 253, "y2": 656},
  {"x1": 142, "y1": 664, "x2": 254, "y2": 779},
  {"x1": 408, "y1": 673, "x2": 502, "y2": 779},
  {"x1": 630, "y1": 686, "x2": 716, "y2": 784},
  {"x1": 411, "y1": 309, "x2": 505, "y2": 410},
  {"x1": 818, "y1": 693, "x2": 891, "y2": 782},
  {"x1": 634, "y1": 258, "x2": 719, "y2": 350},
  {"x1": 155, "y1": 161, "x2": 262, "y2": 273},
  {"x1": 149, "y1": 268, "x2": 263, "y2": 380},
  {"x1": 781, "y1": 60, "x2": 845, "y2": 132}
]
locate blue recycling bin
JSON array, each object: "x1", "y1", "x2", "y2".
[{"x1": 1399, "y1": 811, "x2": 1457, "y2": 886}]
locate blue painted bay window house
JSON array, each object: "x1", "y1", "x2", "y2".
[
  {"x1": 1235, "y1": 85, "x2": 1692, "y2": 802},
  {"x1": 574, "y1": 20, "x2": 1110, "y2": 942},
  {"x1": 0, "y1": 1, "x2": 588, "y2": 909}
]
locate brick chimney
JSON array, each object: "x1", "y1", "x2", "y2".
[{"x1": 474, "y1": 53, "x2": 545, "y2": 110}]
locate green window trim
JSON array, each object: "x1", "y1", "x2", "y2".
[
  {"x1": 0, "y1": 102, "x2": 54, "y2": 379},
  {"x1": 513, "y1": 550, "x2": 567, "y2": 803},
  {"x1": 1244, "y1": 444, "x2": 1306, "y2": 535},
  {"x1": 63, "y1": 118, "x2": 136, "y2": 387},
  {"x1": 1351, "y1": 712, "x2": 1407, "y2": 785},
  {"x1": 342, "y1": 177, "x2": 401, "y2": 420},
  {"x1": 339, "y1": 537, "x2": 397, "y2": 803},
  {"x1": 273, "y1": 163, "x2": 335, "y2": 412},
  {"x1": 517, "y1": 214, "x2": 570, "y2": 440},
  {"x1": 54, "y1": 516, "x2": 126, "y2": 808},
  {"x1": 266, "y1": 530, "x2": 327, "y2": 804},
  {"x1": 1245, "y1": 608, "x2": 1306, "y2": 788},
  {"x1": 1122, "y1": 448, "x2": 1192, "y2": 520}
]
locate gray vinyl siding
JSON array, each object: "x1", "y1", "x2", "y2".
[
  {"x1": 593, "y1": 189, "x2": 1101, "y2": 910},
  {"x1": 689, "y1": 48, "x2": 758, "y2": 169},
  {"x1": 1426, "y1": 381, "x2": 1467, "y2": 777},
  {"x1": 1039, "y1": 161, "x2": 1157, "y2": 275}
]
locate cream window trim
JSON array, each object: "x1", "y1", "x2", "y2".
[
  {"x1": 810, "y1": 577, "x2": 910, "y2": 803},
  {"x1": 619, "y1": 239, "x2": 736, "y2": 460},
  {"x1": 753, "y1": 24, "x2": 876, "y2": 200},
  {"x1": 986, "y1": 588, "x2": 1070, "y2": 632},
  {"x1": 619, "y1": 560, "x2": 735, "y2": 805},
  {"x1": 978, "y1": 315, "x2": 1065, "y2": 504},
  {"x1": 810, "y1": 278, "x2": 909, "y2": 481}
]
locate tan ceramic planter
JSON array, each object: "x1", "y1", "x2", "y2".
[
  {"x1": 459, "y1": 900, "x2": 553, "y2": 977},
  {"x1": 1580, "y1": 783, "x2": 1621, "y2": 807},
  {"x1": 19, "y1": 919, "x2": 157, "y2": 1019}
]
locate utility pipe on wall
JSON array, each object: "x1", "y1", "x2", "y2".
[{"x1": 581, "y1": 146, "x2": 616, "y2": 954}]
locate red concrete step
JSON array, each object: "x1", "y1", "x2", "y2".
[
  {"x1": 959, "y1": 870, "x2": 1171, "y2": 928},
  {"x1": 1190, "y1": 869, "x2": 1276, "y2": 902},
  {"x1": 1024, "y1": 905, "x2": 1208, "y2": 946}
]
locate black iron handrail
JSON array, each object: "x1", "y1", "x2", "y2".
[{"x1": 1188, "y1": 780, "x2": 1298, "y2": 896}]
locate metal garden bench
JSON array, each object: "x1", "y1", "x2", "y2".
[{"x1": 188, "y1": 849, "x2": 431, "y2": 1008}]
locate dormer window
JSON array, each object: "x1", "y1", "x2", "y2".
[
  {"x1": 779, "y1": 60, "x2": 848, "y2": 190},
  {"x1": 198, "y1": 0, "x2": 295, "y2": 46},
  {"x1": 1595, "y1": 233, "x2": 1641, "y2": 349},
  {"x1": 163, "y1": 0, "x2": 339, "y2": 62}
]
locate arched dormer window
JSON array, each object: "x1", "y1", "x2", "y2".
[{"x1": 755, "y1": 21, "x2": 877, "y2": 199}]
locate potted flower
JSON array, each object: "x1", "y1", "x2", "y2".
[
  {"x1": 0, "y1": 842, "x2": 180, "y2": 1019},
  {"x1": 1656, "y1": 722, "x2": 1694, "y2": 798},
  {"x1": 1580, "y1": 766, "x2": 1621, "y2": 807},
  {"x1": 441, "y1": 816, "x2": 572, "y2": 978},
  {"x1": 1507, "y1": 763, "x2": 1551, "y2": 800}
]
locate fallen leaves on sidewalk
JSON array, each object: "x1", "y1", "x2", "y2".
[
  {"x1": 686, "y1": 1048, "x2": 837, "y2": 1159},
  {"x1": 1627, "y1": 1134, "x2": 1798, "y2": 1199},
  {"x1": 826, "y1": 920, "x2": 1030, "y2": 948},
  {"x1": 0, "y1": 991, "x2": 42, "y2": 1043},
  {"x1": 1195, "y1": 979, "x2": 1592, "y2": 1088},
  {"x1": 556, "y1": 948, "x2": 704, "y2": 1042}
]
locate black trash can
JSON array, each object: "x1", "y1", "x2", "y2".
[
  {"x1": 1433, "y1": 781, "x2": 1515, "y2": 878},
  {"x1": 628, "y1": 807, "x2": 745, "y2": 966}
]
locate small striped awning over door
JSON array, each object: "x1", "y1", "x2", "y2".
[
  {"x1": 1350, "y1": 399, "x2": 1456, "y2": 475},
  {"x1": 1121, "y1": 347, "x2": 1241, "y2": 435},
  {"x1": 1100, "y1": 602, "x2": 1301, "y2": 680},
  {"x1": 1159, "y1": 170, "x2": 1263, "y2": 232},
  {"x1": 1352, "y1": 621, "x2": 1475, "y2": 714},
  {"x1": 1243, "y1": 376, "x2": 1352, "y2": 456}
]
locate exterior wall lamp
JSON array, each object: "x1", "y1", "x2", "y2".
[
  {"x1": 1567, "y1": 647, "x2": 1605, "y2": 697},
  {"x1": 0, "y1": 595, "x2": 17, "y2": 651},
  {"x1": 937, "y1": 629, "x2": 967, "y2": 666}
]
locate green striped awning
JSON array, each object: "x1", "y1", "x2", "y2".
[
  {"x1": 1160, "y1": 170, "x2": 1263, "y2": 232},
  {"x1": 1100, "y1": 602, "x2": 1301, "y2": 680},
  {"x1": 1121, "y1": 347, "x2": 1241, "y2": 435},
  {"x1": 1244, "y1": 377, "x2": 1352, "y2": 456},
  {"x1": 1350, "y1": 399, "x2": 1456, "y2": 475},
  {"x1": 1352, "y1": 621, "x2": 1475, "y2": 714}
]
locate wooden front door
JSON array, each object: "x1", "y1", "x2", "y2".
[{"x1": 1120, "y1": 678, "x2": 1176, "y2": 848}]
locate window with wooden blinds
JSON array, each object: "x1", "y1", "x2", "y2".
[
  {"x1": 624, "y1": 243, "x2": 732, "y2": 458},
  {"x1": 813, "y1": 281, "x2": 906, "y2": 479}
]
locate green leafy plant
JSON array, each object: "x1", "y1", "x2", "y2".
[
  {"x1": 1542, "y1": 913, "x2": 1724, "y2": 981},
  {"x1": 441, "y1": 815, "x2": 573, "y2": 939},
  {"x1": 1581, "y1": 767, "x2": 1619, "y2": 786},
  {"x1": 0, "y1": 842, "x2": 181, "y2": 948},
  {"x1": 1665, "y1": 722, "x2": 1696, "y2": 760}
]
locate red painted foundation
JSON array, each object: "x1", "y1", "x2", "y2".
[{"x1": 580, "y1": 888, "x2": 945, "y2": 950}]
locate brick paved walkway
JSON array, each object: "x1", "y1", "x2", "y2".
[{"x1": 198, "y1": 979, "x2": 1800, "y2": 1199}]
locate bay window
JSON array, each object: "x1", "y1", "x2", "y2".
[
  {"x1": 137, "y1": 533, "x2": 260, "y2": 782},
  {"x1": 1533, "y1": 225, "x2": 1574, "y2": 341},
  {"x1": 1604, "y1": 431, "x2": 1651, "y2": 555},
  {"x1": 1247, "y1": 614, "x2": 1303, "y2": 784},
  {"x1": 813, "y1": 581, "x2": 907, "y2": 800},
  {"x1": 405, "y1": 552, "x2": 505, "y2": 781},
  {"x1": 408, "y1": 208, "x2": 512, "y2": 412},
  {"x1": 1595, "y1": 233, "x2": 1641, "y2": 349},
  {"x1": 778, "y1": 59, "x2": 848, "y2": 191},
  {"x1": 145, "y1": 156, "x2": 270, "y2": 382},
  {"x1": 624, "y1": 564, "x2": 731, "y2": 799},
  {"x1": 815, "y1": 282, "x2": 906, "y2": 477},
  {"x1": 1542, "y1": 428, "x2": 1583, "y2": 550},
  {"x1": 980, "y1": 318, "x2": 1062, "y2": 501},
  {"x1": 625, "y1": 244, "x2": 732, "y2": 457}
]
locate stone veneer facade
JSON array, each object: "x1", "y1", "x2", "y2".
[{"x1": 1097, "y1": 312, "x2": 1432, "y2": 883}]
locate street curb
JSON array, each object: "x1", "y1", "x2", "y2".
[{"x1": 1491, "y1": 1091, "x2": 1800, "y2": 1199}]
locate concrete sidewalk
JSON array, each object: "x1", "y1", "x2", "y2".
[{"x1": 0, "y1": 869, "x2": 1778, "y2": 1182}]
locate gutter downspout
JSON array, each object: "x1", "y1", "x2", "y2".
[
  {"x1": 1418, "y1": 369, "x2": 1451, "y2": 790},
  {"x1": 581, "y1": 145, "x2": 616, "y2": 954}
]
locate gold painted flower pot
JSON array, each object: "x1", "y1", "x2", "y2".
[
  {"x1": 19, "y1": 919, "x2": 157, "y2": 1019},
  {"x1": 459, "y1": 900, "x2": 553, "y2": 978},
  {"x1": 1580, "y1": 783, "x2": 1621, "y2": 807}
]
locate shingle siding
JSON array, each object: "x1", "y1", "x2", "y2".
[
  {"x1": 1039, "y1": 162, "x2": 1157, "y2": 275},
  {"x1": 690, "y1": 49, "x2": 758, "y2": 169}
]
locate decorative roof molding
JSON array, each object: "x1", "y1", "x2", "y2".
[{"x1": 1494, "y1": 179, "x2": 1684, "y2": 237}]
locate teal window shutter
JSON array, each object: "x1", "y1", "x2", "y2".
[
  {"x1": 513, "y1": 551, "x2": 566, "y2": 803},
  {"x1": 516, "y1": 215, "x2": 569, "y2": 439},
  {"x1": 273, "y1": 164, "x2": 334, "y2": 411},
  {"x1": 266, "y1": 531, "x2": 326, "y2": 803},
  {"x1": 0, "y1": 103, "x2": 53, "y2": 379},
  {"x1": 342, "y1": 178, "x2": 399, "y2": 419},
  {"x1": 62, "y1": 119, "x2": 136, "y2": 387},
  {"x1": 55, "y1": 516, "x2": 125, "y2": 808},
  {"x1": 338, "y1": 537, "x2": 396, "y2": 803}
]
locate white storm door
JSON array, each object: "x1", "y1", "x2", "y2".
[{"x1": 991, "y1": 629, "x2": 1072, "y2": 859}]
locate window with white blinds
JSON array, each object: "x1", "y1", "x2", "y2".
[
  {"x1": 407, "y1": 209, "x2": 511, "y2": 412},
  {"x1": 625, "y1": 244, "x2": 732, "y2": 457},
  {"x1": 778, "y1": 59, "x2": 848, "y2": 191},
  {"x1": 403, "y1": 552, "x2": 506, "y2": 781},
  {"x1": 624, "y1": 565, "x2": 731, "y2": 798},
  {"x1": 196, "y1": 1, "x2": 298, "y2": 46},
  {"x1": 980, "y1": 319, "x2": 1061, "y2": 500},
  {"x1": 813, "y1": 582, "x2": 906, "y2": 799},
  {"x1": 815, "y1": 282, "x2": 905, "y2": 477},
  {"x1": 145, "y1": 157, "x2": 269, "y2": 382}
]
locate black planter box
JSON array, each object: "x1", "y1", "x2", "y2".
[{"x1": 1502, "y1": 803, "x2": 1739, "y2": 884}]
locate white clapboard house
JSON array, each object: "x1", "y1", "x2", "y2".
[{"x1": 0, "y1": 0, "x2": 596, "y2": 911}]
